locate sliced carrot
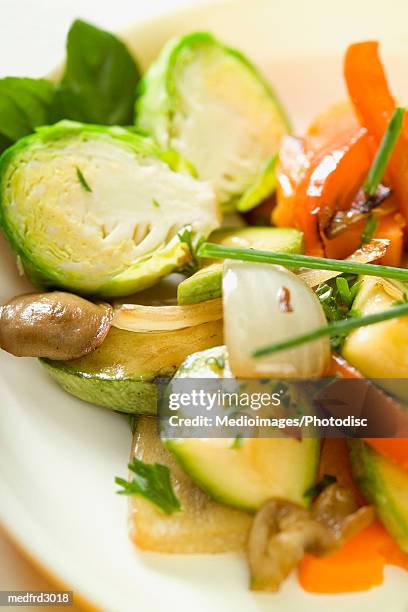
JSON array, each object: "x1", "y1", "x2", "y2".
[
  {"x1": 298, "y1": 521, "x2": 408, "y2": 594},
  {"x1": 344, "y1": 41, "x2": 408, "y2": 224}
]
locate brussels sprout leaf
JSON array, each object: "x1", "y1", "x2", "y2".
[{"x1": 56, "y1": 20, "x2": 140, "y2": 125}]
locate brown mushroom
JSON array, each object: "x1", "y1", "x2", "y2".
[
  {"x1": 248, "y1": 500, "x2": 336, "y2": 591},
  {"x1": 312, "y1": 483, "x2": 374, "y2": 542},
  {"x1": 0, "y1": 292, "x2": 113, "y2": 360},
  {"x1": 247, "y1": 485, "x2": 374, "y2": 592}
]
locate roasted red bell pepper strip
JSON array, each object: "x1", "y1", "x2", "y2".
[
  {"x1": 331, "y1": 355, "x2": 408, "y2": 470},
  {"x1": 293, "y1": 128, "x2": 372, "y2": 256},
  {"x1": 344, "y1": 41, "x2": 408, "y2": 223}
]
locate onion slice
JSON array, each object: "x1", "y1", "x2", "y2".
[
  {"x1": 297, "y1": 238, "x2": 389, "y2": 288},
  {"x1": 223, "y1": 260, "x2": 330, "y2": 378},
  {"x1": 112, "y1": 298, "x2": 222, "y2": 332}
]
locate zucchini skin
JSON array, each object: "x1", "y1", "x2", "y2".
[
  {"x1": 41, "y1": 359, "x2": 157, "y2": 415},
  {"x1": 349, "y1": 439, "x2": 408, "y2": 552}
]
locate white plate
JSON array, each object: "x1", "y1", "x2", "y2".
[{"x1": 1, "y1": 1, "x2": 408, "y2": 610}]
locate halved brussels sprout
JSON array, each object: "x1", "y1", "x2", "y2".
[
  {"x1": 0, "y1": 121, "x2": 219, "y2": 297},
  {"x1": 136, "y1": 32, "x2": 290, "y2": 211}
]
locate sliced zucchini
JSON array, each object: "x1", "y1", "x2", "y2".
[
  {"x1": 129, "y1": 416, "x2": 252, "y2": 552},
  {"x1": 349, "y1": 440, "x2": 408, "y2": 553},
  {"x1": 136, "y1": 32, "x2": 290, "y2": 211},
  {"x1": 342, "y1": 276, "x2": 408, "y2": 401},
  {"x1": 163, "y1": 347, "x2": 320, "y2": 512},
  {"x1": 342, "y1": 276, "x2": 408, "y2": 378},
  {"x1": 177, "y1": 227, "x2": 303, "y2": 304},
  {"x1": 42, "y1": 320, "x2": 223, "y2": 414}
]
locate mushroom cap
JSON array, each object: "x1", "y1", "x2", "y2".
[{"x1": 0, "y1": 291, "x2": 113, "y2": 360}]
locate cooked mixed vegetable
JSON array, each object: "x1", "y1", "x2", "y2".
[{"x1": 2, "y1": 22, "x2": 408, "y2": 596}]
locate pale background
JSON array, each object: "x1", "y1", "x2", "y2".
[
  {"x1": 0, "y1": 1, "x2": 201, "y2": 607},
  {"x1": 0, "y1": 0, "x2": 201, "y2": 77}
]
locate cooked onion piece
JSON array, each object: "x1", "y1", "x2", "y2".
[
  {"x1": 112, "y1": 298, "x2": 223, "y2": 332},
  {"x1": 297, "y1": 238, "x2": 389, "y2": 288},
  {"x1": 223, "y1": 260, "x2": 330, "y2": 378},
  {"x1": 0, "y1": 292, "x2": 113, "y2": 360}
]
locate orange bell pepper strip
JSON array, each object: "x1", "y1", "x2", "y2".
[
  {"x1": 344, "y1": 41, "x2": 408, "y2": 223},
  {"x1": 298, "y1": 521, "x2": 408, "y2": 594}
]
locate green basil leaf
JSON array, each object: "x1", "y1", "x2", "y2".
[
  {"x1": 0, "y1": 77, "x2": 55, "y2": 149},
  {"x1": 56, "y1": 19, "x2": 140, "y2": 125}
]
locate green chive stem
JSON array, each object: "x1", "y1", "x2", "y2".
[
  {"x1": 364, "y1": 107, "x2": 405, "y2": 197},
  {"x1": 198, "y1": 242, "x2": 408, "y2": 283},
  {"x1": 252, "y1": 302, "x2": 408, "y2": 357}
]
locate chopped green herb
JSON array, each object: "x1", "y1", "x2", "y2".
[
  {"x1": 364, "y1": 107, "x2": 405, "y2": 197},
  {"x1": 336, "y1": 276, "x2": 352, "y2": 306},
  {"x1": 152, "y1": 198, "x2": 160, "y2": 208},
  {"x1": 230, "y1": 435, "x2": 244, "y2": 449},
  {"x1": 178, "y1": 226, "x2": 204, "y2": 274},
  {"x1": 115, "y1": 458, "x2": 181, "y2": 515},
  {"x1": 76, "y1": 166, "x2": 92, "y2": 192},
  {"x1": 336, "y1": 276, "x2": 361, "y2": 308},
  {"x1": 360, "y1": 215, "x2": 378, "y2": 246},
  {"x1": 197, "y1": 242, "x2": 408, "y2": 283},
  {"x1": 253, "y1": 301, "x2": 408, "y2": 357},
  {"x1": 315, "y1": 275, "x2": 361, "y2": 349},
  {"x1": 304, "y1": 474, "x2": 337, "y2": 498},
  {"x1": 206, "y1": 355, "x2": 226, "y2": 372}
]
